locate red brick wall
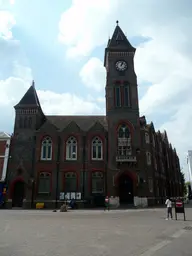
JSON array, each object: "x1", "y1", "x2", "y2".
[{"x1": 0, "y1": 141, "x2": 6, "y2": 180}]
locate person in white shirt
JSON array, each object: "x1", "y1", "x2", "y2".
[{"x1": 165, "y1": 197, "x2": 173, "y2": 220}]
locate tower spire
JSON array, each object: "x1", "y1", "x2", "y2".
[{"x1": 106, "y1": 21, "x2": 135, "y2": 51}]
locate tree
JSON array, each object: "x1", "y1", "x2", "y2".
[{"x1": 180, "y1": 172, "x2": 186, "y2": 196}]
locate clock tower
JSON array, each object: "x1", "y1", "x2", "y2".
[{"x1": 104, "y1": 21, "x2": 141, "y2": 199}]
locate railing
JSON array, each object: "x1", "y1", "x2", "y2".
[
  {"x1": 116, "y1": 155, "x2": 137, "y2": 162},
  {"x1": 118, "y1": 138, "x2": 131, "y2": 146}
]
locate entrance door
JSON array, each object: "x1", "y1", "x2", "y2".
[
  {"x1": 118, "y1": 174, "x2": 133, "y2": 204},
  {"x1": 12, "y1": 181, "x2": 25, "y2": 207}
]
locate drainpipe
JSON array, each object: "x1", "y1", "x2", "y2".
[
  {"x1": 82, "y1": 135, "x2": 86, "y2": 201},
  {"x1": 30, "y1": 135, "x2": 36, "y2": 209},
  {"x1": 55, "y1": 136, "x2": 61, "y2": 209}
]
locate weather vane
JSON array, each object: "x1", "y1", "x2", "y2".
[{"x1": 116, "y1": 20, "x2": 119, "y2": 25}]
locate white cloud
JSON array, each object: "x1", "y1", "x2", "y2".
[
  {"x1": 59, "y1": 0, "x2": 192, "y2": 178},
  {"x1": 0, "y1": 65, "x2": 103, "y2": 132},
  {"x1": 79, "y1": 57, "x2": 105, "y2": 92},
  {"x1": 58, "y1": 0, "x2": 119, "y2": 58}
]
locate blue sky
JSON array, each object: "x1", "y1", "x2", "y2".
[{"x1": 0, "y1": 0, "x2": 192, "y2": 178}]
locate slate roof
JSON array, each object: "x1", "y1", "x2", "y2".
[
  {"x1": 14, "y1": 81, "x2": 41, "y2": 108},
  {"x1": 0, "y1": 132, "x2": 11, "y2": 139},
  {"x1": 46, "y1": 115, "x2": 108, "y2": 131},
  {"x1": 107, "y1": 22, "x2": 135, "y2": 51}
]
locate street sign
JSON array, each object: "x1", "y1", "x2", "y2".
[{"x1": 175, "y1": 199, "x2": 186, "y2": 221}]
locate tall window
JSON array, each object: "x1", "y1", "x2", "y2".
[
  {"x1": 38, "y1": 172, "x2": 51, "y2": 193},
  {"x1": 19, "y1": 117, "x2": 23, "y2": 128},
  {"x1": 115, "y1": 87, "x2": 121, "y2": 107},
  {"x1": 148, "y1": 178, "x2": 153, "y2": 193},
  {"x1": 41, "y1": 137, "x2": 52, "y2": 160},
  {"x1": 124, "y1": 86, "x2": 130, "y2": 107},
  {"x1": 24, "y1": 117, "x2": 28, "y2": 128},
  {"x1": 146, "y1": 152, "x2": 151, "y2": 165},
  {"x1": 92, "y1": 172, "x2": 104, "y2": 194},
  {"x1": 118, "y1": 124, "x2": 131, "y2": 156},
  {"x1": 28, "y1": 117, "x2": 32, "y2": 128},
  {"x1": 92, "y1": 137, "x2": 103, "y2": 160},
  {"x1": 64, "y1": 172, "x2": 77, "y2": 192},
  {"x1": 66, "y1": 137, "x2": 77, "y2": 160},
  {"x1": 145, "y1": 132, "x2": 150, "y2": 144},
  {"x1": 153, "y1": 155, "x2": 157, "y2": 170},
  {"x1": 152, "y1": 134, "x2": 155, "y2": 147}
]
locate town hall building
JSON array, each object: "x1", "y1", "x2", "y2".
[{"x1": 6, "y1": 22, "x2": 182, "y2": 208}]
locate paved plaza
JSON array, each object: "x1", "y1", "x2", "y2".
[{"x1": 0, "y1": 207, "x2": 192, "y2": 256}]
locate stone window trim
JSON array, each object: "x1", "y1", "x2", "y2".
[
  {"x1": 148, "y1": 178, "x2": 153, "y2": 193},
  {"x1": 91, "y1": 137, "x2": 103, "y2": 160},
  {"x1": 65, "y1": 136, "x2": 78, "y2": 161},
  {"x1": 145, "y1": 132, "x2": 150, "y2": 144},
  {"x1": 146, "y1": 152, "x2": 151, "y2": 165},
  {"x1": 40, "y1": 136, "x2": 52, "y2": 161},
  {"x1": 152, "y1": 134, "x2": 155, "y2": 147},
  {"x1": 38, "y1": 172, "x2": 51, "y2": 194},
  {"x1": 114, "y1": 86, "x2": 121, "y2": 107}
]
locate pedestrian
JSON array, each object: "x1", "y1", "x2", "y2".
[
  {"x1": 104, "y1": 196, "x2": 110, "y2": 211},
  {"x1": 165, "y1": 196, "x2": 173, "y2": 220}
]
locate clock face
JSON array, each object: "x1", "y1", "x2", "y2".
[{"x1": 115, "y1": 60, "x2": 127, "y2": 71}]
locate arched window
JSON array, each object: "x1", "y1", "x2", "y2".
[
  {"x1": 38, "y1": 172, "x2": 51, "y2": 194},
  {"x1": 41, "y1": 137, "x2": 52, "y2": 160},
  {"x1": 19, "y1": 117, "x2": 23, "y2": 128},
  {"x1": 64, "y1": 172, "x2": 77, "y2": 192},
  {"x1": 118, "y1": 124, "x2": 130, "y2": 138},
  {"x1": 146, "y1": 152, "x2": 151, "y2": 165},
  {"x1": 145, "y1": 132, "x2": 150, "y2": 144},
  {"x1": 92, "y1": 171, "x2": 104, "y2": 194},
  {"x1": 66, "y1": 136, "x2": 77, "y2": 160},
  {"x1": 24, "y1": 117, "x2": 28, "y2": 128},
  {"x1": 28, "y1": 117, "x2": 32, "y2": 128},
  {"x1": 92, "y1": 137, "x2": 103, "y2": 160}
]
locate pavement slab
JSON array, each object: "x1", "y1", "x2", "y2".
[{"x1": 0, "y1": 207, "x2": 192, "y2": 256}]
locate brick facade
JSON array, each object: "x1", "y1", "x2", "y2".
[{"x1": 5, "y1": 23, "x2": 183, "y2": 209}]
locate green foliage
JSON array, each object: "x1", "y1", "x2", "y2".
[{"x1": 180, "y1": 172, "x2": 186, "y2": 196}]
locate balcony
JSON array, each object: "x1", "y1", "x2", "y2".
[
  {"x1": 116, "y1": 155, "x2": 137, "y2": 162},
  {"x1": 118, "y1": 138, "x2": 131, "y2": 146}
]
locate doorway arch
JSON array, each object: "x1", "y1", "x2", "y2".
[
  {"x1": 118, "y1": 173, "x2": 134, "y2": 204},
  {"x1": 12, "y1": 180, "x2": 25, "y2": 207}
]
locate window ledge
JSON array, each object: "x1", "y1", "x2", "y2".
[
  {"x1": 37, "y1": 192, "x2": 51, "y2": 195},
  {"x1": 91, "y1": 159, "x2": 103, "y2": 161},
  {"x1": 40, "y1": 159, "x2": 52, "y2": 162}
]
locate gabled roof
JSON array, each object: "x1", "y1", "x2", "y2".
[
  {"x1": 14, "y1": 81, "x2": 41, "y2": 108},
  {"x1": 46, "y1": 115, "x2": 108, "y2": 131},
  {"x1": 107, "y1": 21, "x2": 135, "y2": 51},
  {"x1": 0, "y1": 132, "x2": 11, "y2": 139}
]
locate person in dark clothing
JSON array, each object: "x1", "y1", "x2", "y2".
[{"x1": 69, "y1": 198, "x2": 76, "y2": 209}]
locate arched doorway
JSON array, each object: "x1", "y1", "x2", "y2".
[
  {"x1": 118, "y1": 174, "x2": 133, "y2": 204},
  {"x1": 12, "y1": 180, "x2": 25, "y2": 207}
]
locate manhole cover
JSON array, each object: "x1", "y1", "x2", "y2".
[{"x1": 184, "y1": 226, "x2": 192, "y2": 231}]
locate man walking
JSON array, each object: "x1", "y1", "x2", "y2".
[{"x1": 165, "y1": 197, "x2": 173, "y2": 220}]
